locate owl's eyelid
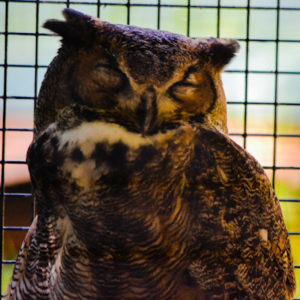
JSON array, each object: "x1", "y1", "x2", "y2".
[
  {"x1": 173, "y1": 82, "x2": 199, "y2": 89},
  {"x1": 169, "y1": 82, "x2": 200, "y2": 103},
  {"x1": 171, "y1": 81, "x2": 201, "y2": 91},
  {"x1": 94, "y1": 63, "x2": 117, "y2": 71},
  {"x1": 169, "y1": 66, "x2": 207, "y2": 93},
  {"x1": 181, "y1": 64, "x2": 205, "y2": 84},
  {"x1": 94, "y1": 64, "x2": 128, "y2": 80}
]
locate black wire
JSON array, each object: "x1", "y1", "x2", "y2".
[
  {"x1": 0, "y1": 1, "x2": 9, "y2": 294},
  {"x1": 127, "y1": 0, "x2": 130, "y2": 25},
  {"x1": 1, "y1": 0, "x2": 300, "y2": 10},
  {"x1": 217, "y1": 0, "x2": 221, "y2": 37},
  {"x1": 272, "y1": 0, "x2": 280, "y2": 189},
  {"x1": 3, "y1": 31, "x2": 300, "y2": 44},
  {"x1": 157, "y1": 0, "x2": 161, "y2": 30}
]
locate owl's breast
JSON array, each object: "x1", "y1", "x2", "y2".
[{"x1": 27, "y1": 118, "x2": 196, "y2": 298}]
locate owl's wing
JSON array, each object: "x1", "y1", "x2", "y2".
[
  {"x1": 186, "y1": 127, "x2": 296, "y2": 299},
  {"x1": 6, "y1": 216, "x2": 38, "y2": 299},
  {"x1": 6, "y1": 215, "x2": 52, "y2": 299}
]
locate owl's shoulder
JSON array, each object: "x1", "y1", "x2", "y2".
[{"x1": 186, "y1": 127, "x2": 295, "y2": 298}]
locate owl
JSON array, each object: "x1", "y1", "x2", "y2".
[{"x1": 7, "y1": 8, "x2": 295, "y2": 300}]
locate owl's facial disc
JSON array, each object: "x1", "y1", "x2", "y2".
[{"x1": 37, "y1": 8, "x2": 239, "y2": 135}]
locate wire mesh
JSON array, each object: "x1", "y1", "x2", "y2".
[{"x1": 0, "y1": 0, "x2": 300, "y2": 298}]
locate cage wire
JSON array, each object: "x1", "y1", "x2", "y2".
[{"x1": 0, "y1": 0, "x2": 300, "y2": 298}]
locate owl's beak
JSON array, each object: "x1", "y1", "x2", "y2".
[{"x1": 136, "y1": 87, "x2": 158, "y2": 135}]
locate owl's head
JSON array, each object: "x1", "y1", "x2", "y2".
[{"x1": 36, "y1": 8, "x2": 239, "y2": 136}]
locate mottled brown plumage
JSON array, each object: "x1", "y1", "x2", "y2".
[{"x1": 8, "y1": 9, "x2": 295, "y2": 300}]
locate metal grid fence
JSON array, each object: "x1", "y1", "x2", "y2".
[{"x1": 0, "y1": 0, "x2": 300, "y2": 298}]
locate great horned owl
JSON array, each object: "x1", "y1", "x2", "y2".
[{"x1": 7, "y1": 9, "x2": 295, "y2": 300}]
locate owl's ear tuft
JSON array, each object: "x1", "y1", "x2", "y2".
[
  {"x1": 43, "y1": 20, "x2": 81, "y2": 41},
  {"x1": 207, "y1": 38, "x2": 240, "y2": 69},
  {"x1": 43, "y1": 9, "x2": 98, "y2": 44}
]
